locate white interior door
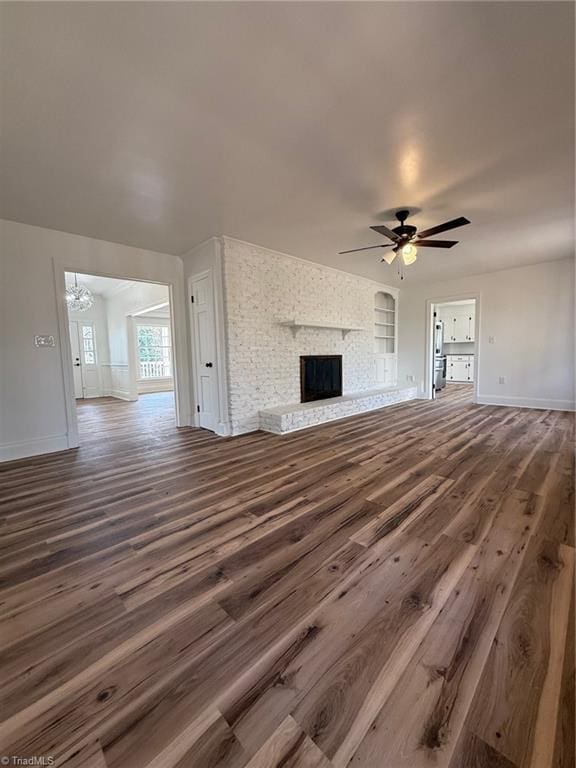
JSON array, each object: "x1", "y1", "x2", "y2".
[
  {"x1": 68, "y1": 321, "x2": 84, "y2": 399},
  {"x1": 78, "y1": 322, "x2": 100, "y2": 397},
  {"x1": 69, "y1": 321, "x2": 100, "y2": 398},
  {"x1": 191, "y1": 274, "x2": 218, "y2": 431}
]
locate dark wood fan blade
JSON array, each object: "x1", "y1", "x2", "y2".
[
  {"x1": 338, "y1": 244, "x2": 391, "y2": 255},
  {"x1": 416, "y1": 216, "x2": 470, "y2": 239},
  {"x1": 413, "y1": 239, "x2": 459, "y2": 248},
  {"x1": 370, "y1": 225, "x2": 400, "y2": 242}
]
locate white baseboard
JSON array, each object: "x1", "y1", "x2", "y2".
[
  {"x1": 138, "y1": 377, "x2": 174, "y2": 394},
  {"x1": 0, "y1": 434, "x2": 71, "y2": 463},
  {"x1": 477, "y1": 394, "x2": 575, "y2": 411},
  {"x1": 102, "y1": 388, "x2": 135, "y2": 401},
  {"x1": 83, "y1": 389, "x2": 102, "y2": 399}
]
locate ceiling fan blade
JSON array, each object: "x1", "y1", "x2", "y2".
[
  {"x1": 338, "y1": 245, "x2": 386, "y2": 256},
  {"x1": 413, "y1": 239, "x2": 459, "y2": 248},
  {"x1": 382, "y1": 250, "x2": 397, "y2": 265},
  {"x1": 416, "y1": 216, "x2": 470, "y2": 239},
  {"x1": 338, "y1": 244, "x2": 392, "y2": 254},
  {"x1": 370, "y1": 224, "x2": 400, "y2": 242}
]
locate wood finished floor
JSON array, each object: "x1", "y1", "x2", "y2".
[{"x1": 0, "y1": 389, "x2": 573, "y2": 768}]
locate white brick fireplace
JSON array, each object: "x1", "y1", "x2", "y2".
[{"x1": 219, "y1": 237, "x2": 416, "y2": 435}]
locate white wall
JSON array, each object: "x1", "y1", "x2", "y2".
[
  {"x1": 0, "y1": 219, "x2": 191, "y2": 461},
  {"x1": 105, "y1": 282, "x2": 169, "y2": 364},
  {"x1": 221, "y1": 237, "x2": 398, "y2": 434},
  {"x1": 398, "y1": 258, "x2": 575, "y2": 410},
  {"x1": 182, "y1": 237, "x2": 220, "y2": 276}
]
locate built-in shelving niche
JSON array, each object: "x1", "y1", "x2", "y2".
[
  {"x1": 374, "y1": 292, "x2": 396, "y2": 354},
  {"x1": 374, "y1": 291, "x2": 397, "y2": 386}
]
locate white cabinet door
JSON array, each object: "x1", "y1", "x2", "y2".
[
  {"x1": 448, "y1": 360, "x2": 468, "y2": 381},
  {"x1": 442, "y1": 308, "x2": 475, "y2": 342},
  {"x1": 375, "y1": 356, "x2": 386, "y2": 384},
  {"x1": 466, "y1": 315, "x2": 475, "y2": 342},
  {"x1": 446, "y1": 316, "x2": 457, "y2": 342},
  {"x1": 384, "y1": 356, "x2": 397, "y2": 386},
  {"x1": 436, "y1": 307, "x2": 451, "y2": 327},
  {"x1": 375, "y1": 355, "x2": 396, "y2": 386},
  {"x1": 453, "y1": 314, "x2": 469, "y2": 342},
  {"x1": 467, "y1": 358, "x2": 475, "y2": 381}
]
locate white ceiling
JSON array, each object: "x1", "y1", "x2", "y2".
[
  {"x1": 135, "y1": 303, "x2": 171, "y2": 319},
  {"x1": 65, "y1": 272, "x2": 139, "y2": 298},
  {"x1": 2, "y1": 2, "x2": 574, "y2": 284}
]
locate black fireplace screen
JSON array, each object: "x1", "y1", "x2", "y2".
[{"x1": 300, "y1": 355, "x2": 342, "y2": 403}]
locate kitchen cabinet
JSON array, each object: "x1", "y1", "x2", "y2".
[
  {"x1": 454, "y1": 314, "x2": 469, "y2": 342},
  {"x1": 447, "y1": 355, "x2": 474, "y2": 382},
  {"x1": 438, "y1": 304, "x2": 475, "y2": 342},
  {"x1": 375, "y1": 355, "x2": 397, "y2": 386}
]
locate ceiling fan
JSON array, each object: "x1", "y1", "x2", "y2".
[{"x1": 339, "y1": 209, "x2": 471, "y2": 269}]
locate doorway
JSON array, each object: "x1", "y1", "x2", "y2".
[
  {"x1": 64, "y1": 271, "x2": 178, "y2": 440},
  {"x1": 428, "y1": 297, "x2": 479, "y2": 403}
]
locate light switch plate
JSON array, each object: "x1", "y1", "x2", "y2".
[{"x1": 34, "y1": 335, "x2": 56, "y2": 348}]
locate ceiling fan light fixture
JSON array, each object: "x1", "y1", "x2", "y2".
[
  {"x1": 382, "y1": 250, "x2": 397, "y2": 265},
  {"x1": 401, "y1": 243, "x2": 418, "y2": 265},
  {"x1": 339, "y1": 210, "x2": 470, "y2": 279}
]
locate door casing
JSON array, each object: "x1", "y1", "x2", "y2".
[
  {"x1": 188, "y1": 265, "x2": 230, "y2": 435},
  {"x1": 68, "y1": 321, "x2": 84, "y2": 398},
  {"x1": 54, "y1": 263, "x2": 189, "y2": 450},
  {"x1": 426, "y1": 294, "x2": 481, "y2": 402}
]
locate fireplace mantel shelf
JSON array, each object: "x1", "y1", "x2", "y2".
[{"x1": 279, "y1": 319, "x2": 365, "y2": 339}]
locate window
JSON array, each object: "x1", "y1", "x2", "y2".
[
  {"x1": 137, "y1": 324, "x2": 172, "y2": 379},
  {"x1": 81, "y1": 324, "x2": 96, "y2": 365}
]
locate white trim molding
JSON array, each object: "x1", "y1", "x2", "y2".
[
  {"x1": 424, "y1": 292, "x2": 481, "y2": 403},
  {"x1": 477, "y1": 394, "x2": 575, "y2": 411},
  {"x1": 0, "y1": 434, "x2": 71, "y2": 462},
  {"x1": 52, "y1": 259, "x2": 192, "y2": 452}
]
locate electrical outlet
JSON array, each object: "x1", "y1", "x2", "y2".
[
  {"x1": 406, "y1": 374, "x2": 415, "y2": 383},
  {"x1": 488, "y1": 336, "x2": 495, "y2": 344},
  {"x1": 499, "y1": 376, "x2": 506, "y2": 385}
]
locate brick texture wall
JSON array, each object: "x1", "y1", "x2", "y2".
[{"x1": 222, "y1": 238, "x2": 398, "y2": 434}]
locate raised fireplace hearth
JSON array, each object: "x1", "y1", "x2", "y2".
[
  {"x1": 259, "y1": 385, "x2": 418, "y2": 434},
  {"x1": 300, "y1": 355, "x2": 343, "y2": 403}
]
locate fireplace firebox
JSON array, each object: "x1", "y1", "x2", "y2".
[{"x1": 300, "y1": 355, "x2": 342, "y2": 403}]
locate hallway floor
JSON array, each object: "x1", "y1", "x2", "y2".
[
  {"x1": 76, "y1": 392, "x2": 176, "y2": 445},
  {"x1": 435, "y1": 382, "x2": 475, "y2": 403}
]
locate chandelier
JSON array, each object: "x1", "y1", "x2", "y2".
[{"x1": 65, "y1": 274, "x2": 94, "y2": 312}]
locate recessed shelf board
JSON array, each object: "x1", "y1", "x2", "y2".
[{"x1": 280, "y1": 319, "x2": 365, "y2": 340}]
